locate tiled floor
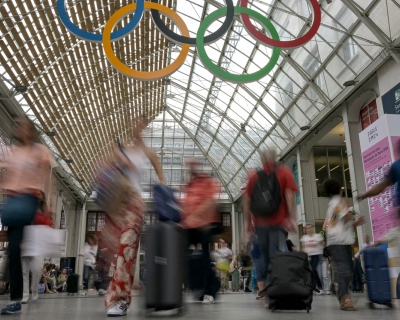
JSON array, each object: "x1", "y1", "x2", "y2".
[{"x1": 0, "y1": 291, "x2": 399, "y2": 320}]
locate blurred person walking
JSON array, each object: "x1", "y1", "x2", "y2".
[
  {"x1": 0, "y1": 117, "x2": 54, "y2": 315},
  {"x1": 180, "y1": 158, "x2": 221, "y2": 304},
  {"x1": 323, "y1": 179, "x2": 364, "y2": 311},
  {"x1": 244, "y1": 149, "x2": 298, "y2": 306},
  {"x1": 217, "y1": 239, "x2": 232, "y2": 294},
  {"x1": 79, "y1": 235, "x2": 98, "y2": 295},
  {"x1": 301, "y1": 224, "x2": 325, "y2": 294},
  {"x1": 230, "y1": 259, "x2": 240, "y2": 292},
  {"x1": 97, "y1": 117, "x2": 165, "y2": 317}
]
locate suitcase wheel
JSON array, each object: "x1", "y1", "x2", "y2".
[
  {"x1": 271, "y1": 307, "x2": 275, "y2": 313},
  {"x1": 368, "y1": 302, "x2": 375, "y2": 309},
  {"x1": 387, "y1": 302, "x2": 393, "y2": 309},
  {"x1": 306, "y1": 306, "x2": 310, "y2": 313}
]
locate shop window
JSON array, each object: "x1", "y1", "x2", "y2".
[
  {"x1": 86, "y1": 212, "x2": 106, "y2": 232},
  {"x1": 313, "y1": 147, "x2": 351, "y2": 197},
  {"x1": 222, "y1": 213, "x2": 231, "y2": 227}
]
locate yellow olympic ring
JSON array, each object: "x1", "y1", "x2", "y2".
[{"x1": 103, "y1": 3, "x2": 190, "y2": 81}]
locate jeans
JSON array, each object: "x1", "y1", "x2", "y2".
[
  {"x1": 187, "y1": 224, "x2": 220, "y2": 297},
  {"x1": 8, "y1": 227, "x2": 25, "y2": 301},
  {"x1": 328, "y1": 245, "x2": 353, "y2": 301},
  {"x1": 310, "y1": 255, "x2": 323, "y2": 289},
  {"x1": 83, "y1": 265, "x2": 91, "y2": 290},
  {"x1": 318, "y1": 255, "x2": 330, "y2": 292},
  {"x1": 21, "y1": 256, "x2": 43, "y2": 297},
  {"x1": 255, "y1": 226, "x2": 286, "y2": 284}
]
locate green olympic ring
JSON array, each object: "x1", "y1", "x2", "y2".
[{"x1": 196, "y1": 6, "x2": 280, "y2": 84}]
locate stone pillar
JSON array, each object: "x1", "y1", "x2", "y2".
[
  {"x1": 75, "y1": 202, "x2": 87, "y2": 289},
  {"x1": 231, "y1": 203, "x2": 238, "y2": 256}
]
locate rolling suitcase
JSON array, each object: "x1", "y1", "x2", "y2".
[
  {"x1": 66, "y1": 273, "x2": 79, "y2": 295},
  {"x1": 145, "y1": 222, "x2": 186, "y2": 314},
  {"x1": 364, "y1": 248, "x2": 393, "y2": 308},
  {"x1": 267, "y1": 252, "x2": 315, "y2": 312}
]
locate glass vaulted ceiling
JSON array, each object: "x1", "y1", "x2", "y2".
[{"x1": 0, "y1": 0, "x2": 399, "y2": 200}]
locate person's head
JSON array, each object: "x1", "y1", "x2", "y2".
[
  {"x1": 364, "y1": 235, "x2": 370, "y2": 244},
  {"x1": 260, "y1": 148, "x2": 277, "y2": 165},
  {"x1": 62, "y1": 268, "x2": 67, "y2": 275},
  {"x1": 305, "y1": 224, "x2": 314, "y2": 236},
  {"x1": 55, "y1": 264, "x2": 60, "y2": 270},
  {"x1": 132, "y1": 115, "x2": 149, "y2": 139},
  {"x1": 323, "y1": 178, "x2": 343, "y2": 197},
  {"x1": 86, "y1": 234, "x2": 98, "y2": 246},
  {"x1": 186, "y1": 158, "x2": 201, "y2": 176},
  {"x1": 284, "y1": 231, "x2": 289, "y2": 239},
  {"x1": 46, "y1": 264, "x2": 53, "y2": 272},
  {"x1": 219, "y1": 239, "x2": 227, "y2": 248},
  {"x1": 13, "y1": 116, "x2": 37, "y2": 146}
]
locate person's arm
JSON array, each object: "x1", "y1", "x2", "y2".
[
  {"x1": 141, "y1": 145, "x2": 166, "y2": 184},
  {"x1": 370, "y1": 228, "x2": 397, "y2": 247},
  {"x1": 358, "y1": 178, "x2": 391, "y2": 201}
]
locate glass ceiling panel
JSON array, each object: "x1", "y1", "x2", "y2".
[{"x1": 0, "y1": 0, "x2": 391, "y2": 200}]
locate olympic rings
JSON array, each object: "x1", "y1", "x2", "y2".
[
  {"x1": 240, "y1": 0, "x2": 321, "y2": 49},
  {"x1": 58, "y1": 0, "x2": 144, "y2": 43},
  {"x1": 58, "y1": 0, "x2": 322, "y2": 82},
  {"x1": 150, "y1": 0, "x2": 234, "y2": 47},
  {"x1": 197, "y1": 7, "x2": 280, "y2": 84},
  {"x1": 103, "y1": 3, "x2": 190, "y2": 81}
]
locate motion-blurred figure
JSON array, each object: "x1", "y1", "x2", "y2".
[
  {"x1": 0, "y1": 117, "x2": 54, "y2": 315},
  {"x1": 217, "y1": 239, "x2": 232, "y2": 294},
  {"x1": 323, "y1": 179, "x2": 364, "y2": 311},
  {"x1": 180, "y1": 158, "x2": 221, "y2": 304},
  {"x1": 97, "y1": 117, "x2": 165, "y2": 317},
  {"x1": 79, "y1": 235, "x2": 98, "y2": 295},
  {"x1": 244, "y1": 148, "x2": 298, "y2": 306}
]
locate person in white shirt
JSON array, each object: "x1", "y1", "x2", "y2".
[
  {"x1": 354, "y1": 235, "x2": 372, "y2": 259},
  {"x1": 79, "y1": 235, "x2": 98, "y2": 295},
  {"x1": 301, "y1": 224, "x2": 324, "y2": 294},
  {"x1": 217, "y1": 239, "x2": 232, "y2": 294}
]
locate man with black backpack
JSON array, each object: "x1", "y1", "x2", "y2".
[{"x1": 244, "y1": 149, "x2": 298, "y2": 305}]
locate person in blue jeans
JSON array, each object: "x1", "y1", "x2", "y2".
[{"x1": 244, "y1": 149, "x2": 298, "y2": 307}]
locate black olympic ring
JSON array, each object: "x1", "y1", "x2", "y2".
[{"x1": 150, "y1": 0, "x2": 234, "y2": 46}]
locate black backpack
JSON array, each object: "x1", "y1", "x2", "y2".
[{"x1": 250, "y1": 169, "x2": 281, "y2": 216}]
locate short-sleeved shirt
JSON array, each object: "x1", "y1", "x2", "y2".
[
  {"x1": 386, "y1": 159, "x2": 400, "y2": 206},
  {"x1": 181, "y1": 174, "x2": 220, "y2": 229},
  {"x1": 2, "y1": 143, "x2": 56, "y2": 198},
  {"x1": 325, "y1": 195, "x2": 354, "y2": 246},
  {"x1": 301, "y1": 234, "x2": 324, "y2": 256},
  {"x1": 245, "y1": 163, "x2": 298, "y2": 226}
]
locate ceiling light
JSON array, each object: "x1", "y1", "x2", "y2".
[
  {"x1": 165, "y1": 79, "x2": 171, "y2": 85},
  {"x1": 166, "y1": 94, "x2": 175, "y2": 99},
  {"x1": 240, "y1": 123, "x2": 246, "y2": 132},
  {"x1": 64, "y1": 159, "x2": 74, "y2": 164},
  {"x1": 326, "y1": 0, "x2": 332, "y2": 3},
  {"x1": 15, "y1": 85, "x2": 28, "y2": 93},
  {"x1": 317, "y1": 165, "x2": 326, "y2": 172},
  {"x1": 300, "y1": 125, "x2": 311, "y2": 131},
  {"x1": 330, "y1": 165, "x2": 340, "y2": 172},
  {"x1": 343, "y1": 80, "x2": 359, "y2": 87},
  {"x1": 172, "y1": 47, "x2": 181, "y2": 52}
]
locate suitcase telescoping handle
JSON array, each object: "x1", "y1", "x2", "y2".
[{"x1": 305, "y1": 268, "x2": 320, "y2": 293}]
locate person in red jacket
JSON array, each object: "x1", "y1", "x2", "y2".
[{"x1": 244, "y1": 149, "x2": 298, "y2": 305}]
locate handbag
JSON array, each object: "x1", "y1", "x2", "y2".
[
  {"x1": 21, "y1": 225, "x2": 66, "y2": 257},
  {"x1": 1, "y1": 194, "x2": 39, "y2": 227},
  {"x1": 216, "y1": 260, "x2": 230, "y2": 274},
  {"x1": 153, "y1": 184, "x2": 181, "y2": 222}
]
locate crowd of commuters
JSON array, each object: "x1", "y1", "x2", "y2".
[{"x1": 0, "y1": 116, "x2": 400, "y2": 316}]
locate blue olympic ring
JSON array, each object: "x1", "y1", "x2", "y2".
[{"x1": 57, "y1": 0, "x2": 144, "y2": 43}]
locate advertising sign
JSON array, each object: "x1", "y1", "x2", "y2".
[
  {"x1": 360, "y1": 99, "x2": 378, "y2": 130},
  {"x1": 359, "y1": 116, "x2": 399, "y2": 241},
  {"x1": 382, "y1": 82, "x2": 400, "y2": 115}
]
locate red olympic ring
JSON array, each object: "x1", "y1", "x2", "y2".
[{"x1": 240, "y1": 0, "x2": 321, "y2": 49}]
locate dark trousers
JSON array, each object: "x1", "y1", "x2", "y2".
[
  {"x1": 329, "y1": 245, "x2": 353, "y2": 300},
  {"x1": 187, "y1": 225, "x2": 220, "y2": 297},
  {"x1": 7, "y1": 227, "x2": 25, "y2": 301},
  {"x1": 310, "y1": 255, "x2": 323, "y2": 289}
]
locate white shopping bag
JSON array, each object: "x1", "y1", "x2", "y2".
[{"x1": 21, "y1": 225, "x2": 66, "y2": 257}]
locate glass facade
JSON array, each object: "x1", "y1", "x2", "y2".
[{"x1": 313, "y1": 146, "x2": 352, "y2": 198}]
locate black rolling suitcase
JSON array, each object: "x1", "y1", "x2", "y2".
[
  {"x1": 66, "y1": 273, "x2": 79, "y2": 295},
  {"x1": 267, "y1": 252, "x2": 315, "y2": 313},
  {"x1": 145, "y1": 222, "x2": 186, "y2": 314}
]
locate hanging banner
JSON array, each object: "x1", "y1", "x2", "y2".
[
  {"x1": 360, "y1": 99, "x2": 378, "y2": 131},
  {"x1": 359, "y1": 115, "x2": 399, "y2": 241},
  {"x1": 382, "y1": 82, "x2": 400, "y2": 115},
  {"x1": 292, "y1": 162, "x2": 301, "y2": 205}
]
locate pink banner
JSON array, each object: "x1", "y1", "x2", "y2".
[{"x1": 362, "y1": 137, "x2": 398, "y2": 240}]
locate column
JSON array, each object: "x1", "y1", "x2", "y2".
[
  {"x1": 296, "y1": 147, "x2": 306, "y2": 225},
  {"x1": 231, "y1": 203, "x2": 237, "y2": 256},
  {"x1": 75, "y1": 202, "x2": 87, "y2": 289},
  {"x1": 342, "y1": 104, "x2": 364, "y2": 246}
]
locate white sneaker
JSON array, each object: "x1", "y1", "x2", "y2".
[
  {"x1": 326, "y1": 291, "x2": 331, "y2": 295},
  {"x1": 31, "y1": 291, "x2": 38, "y2": 301},
  {"x1": 317, "y1": 290, "x2": 325, "y2": 295},
  {"x1": 21, "y1": 296, "x2": 29, "y2": 304},
  {"x1": 107, "y1": 301, "x2": 128, "y2": 317},
  {"x1": 98, "y1": 289, "x2": 106, "y2": 296},
  {"x1": 202, "y1": 295, "x2": 214, "y2": 304}
]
